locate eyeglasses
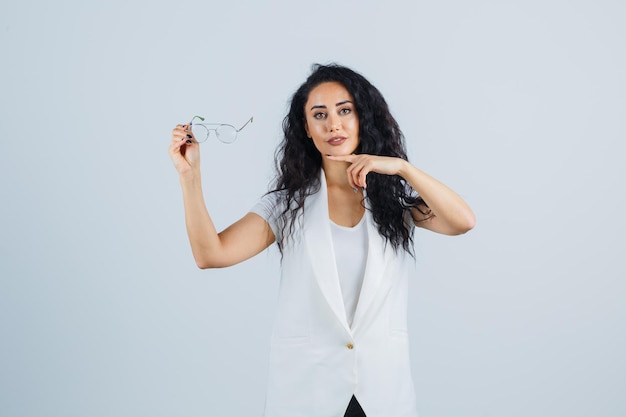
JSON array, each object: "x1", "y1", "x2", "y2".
[{"x1": 189, "y1": 115, "x2": 253, "y2": 144}]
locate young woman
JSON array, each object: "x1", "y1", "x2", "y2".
[{"x1": 169, "y1": 64, "x2": 475, "y2": 417}]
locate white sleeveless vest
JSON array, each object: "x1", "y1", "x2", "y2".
[{"x1": 263, "y1": 171, "x2": 419, "y2": 417}]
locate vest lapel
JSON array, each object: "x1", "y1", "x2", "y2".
[
  {"x1": 351, "y1": 195, "x2": 395, "y2": 336},
  {"x1": 304, "y1": 171, "x2": 350, "y2": 334}
]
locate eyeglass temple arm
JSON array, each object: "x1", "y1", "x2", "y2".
[
  {"x1": 190, "y1": 115, "x2": 205, "y2": 125},
  {"x1": 236, "y1": 116, "x2": 254, "y2": 132}
]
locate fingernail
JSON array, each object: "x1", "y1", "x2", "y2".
[
  {"x1": 186, "y1": 140, "x2": 192, "y2": 144},
  {"x1": 186, "y1": 134, "x2": 193, "y2": 139}
]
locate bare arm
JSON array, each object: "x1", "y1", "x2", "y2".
[
  {"x1": 326, "y1": 154, "x2": 476, "y2": 236},
  {"x1": 170, "y1": 124, "x2": 275, "y2": 269},
  {"x1": 396, "y1": 161, "x2": 475, "y2": 235}
]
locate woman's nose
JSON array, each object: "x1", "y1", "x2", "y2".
[{"x1": 328, "y1": 114, "x2": 341, "y2": 131}]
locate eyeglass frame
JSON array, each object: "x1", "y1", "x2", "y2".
[{"x1": 189, "y1": 115, "x2": 253, "y2": 144}]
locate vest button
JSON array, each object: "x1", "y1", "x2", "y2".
[{"x1": 346, "y1": 343, "x2": 354, "y2": 350}]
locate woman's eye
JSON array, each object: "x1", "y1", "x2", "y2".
[
  {"x1": 314, "y1": 112, "x2": 326, "y2": 119},
  {"x1": 340, "y1": 108, "x2": 351, "y2": 115}
]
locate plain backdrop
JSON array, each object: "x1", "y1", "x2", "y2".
[{"x1": 1, "y1": 1, "x2": 625, "y2": 416}]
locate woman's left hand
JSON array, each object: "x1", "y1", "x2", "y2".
[
  {"x1": 328, "y1": 153, "x2": 475, "y2": 235},
  {"x1": 326, "y1": 154, "x2": 407, "y2": 189}
]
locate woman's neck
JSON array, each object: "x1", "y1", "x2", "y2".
[{"x1": 322, "y1": 159, "x2": 352, "y2": 189}]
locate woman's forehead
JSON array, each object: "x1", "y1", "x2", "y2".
[{"x1": 306, "y1": 82, "x2": 353, "y2": 106}]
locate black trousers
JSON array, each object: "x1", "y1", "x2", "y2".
[{"x1": 344, "y1": 395, "x2": 366, "y2": 417}]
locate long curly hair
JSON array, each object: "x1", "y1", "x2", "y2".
[{"x1": 270, "y1": 63, "x2": 428, "y2": 254}]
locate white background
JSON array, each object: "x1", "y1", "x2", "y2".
[{"x1": 1, "y1": 1, "x2": 624, "y2": 416}]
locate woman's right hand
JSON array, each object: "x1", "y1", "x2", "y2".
[
  {"x1": 169, "y1": 122, "x2": 275, "y2": 269},
  {"x1": 169, "y1": 123, "x2": 200, "y2": 176}
]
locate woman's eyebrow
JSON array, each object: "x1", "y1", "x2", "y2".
[{"x1": 309, "y1": 100, "x2": 353, "y2": 111}]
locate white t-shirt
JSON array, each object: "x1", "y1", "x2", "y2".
[
  {"x1": 330, "y1": 216, "x2": 368, "y2": 327},
  {"x1": 251, "y1": 191, "x2": 368, "y2": 327}
]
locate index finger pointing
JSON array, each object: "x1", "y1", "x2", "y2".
[{"x1": 325, "y1": 154, "x2": 357, "y2": 163}]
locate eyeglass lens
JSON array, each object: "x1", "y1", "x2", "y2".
[{"x1": 191, "y1": 124, "x2": 238, "y2": 144}]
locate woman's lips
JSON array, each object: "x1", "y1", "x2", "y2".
[{"x1": 328, "y1": 137, "x2": 347, "y2": 146}]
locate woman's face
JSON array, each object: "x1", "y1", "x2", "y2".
[{"x1": 304, "y1": 82, "x2": 360, "y2": 157}]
